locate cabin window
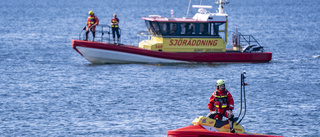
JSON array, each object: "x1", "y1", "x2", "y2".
[
  {"x1": 218, "y1": 23, "x2": 226, "y2": 41},
  {"x1": 149, "y1": 22, "x2": 160, "y2": 35},
  {"x1": 199, "y1": 23, "x2": 209, "y2": 35},
  {"x1": 159, "y1": 23, "x2": 168, "y2": 35},
  {"x1": 170, "y1": 23, "x2": 177, "y2": 35},
  {"x1": 180, "y1": 23, "x2": 186, "y2": 35},
  {"x1": 145, "y1": 20, "x2": 153, "y2": 35},
  {"x1": 180, "y1": 23, "x2": 195, "y2": 35},
  {"x1": 211, "y1": 23, "x2": 216, "y2": 35},
  {"x1": 145, "y1": 21, "x2": 225, "y2": 37},
  {"x1": 212, "y1": 23, "x2": 223, "y2": 36},
  {"x1": 187, "y1": 23, "x2": 196, "y2": 35},
  {"x1": 152, "y1": 22, "x2": 160, "y2": 35}
]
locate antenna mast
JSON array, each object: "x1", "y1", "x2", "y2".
[
  {"x1": 186, "y1": 0, "x2": 192, "y2": 18},
  {"x1": 215, "y1": 0, "x2": 229, "y2": 14}
]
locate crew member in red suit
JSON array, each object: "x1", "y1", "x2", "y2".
[
  {"x1": 111, "y1": 13, "x2": 120, "y2": 44},
  {"x1": 208, "y1": 79, "x2": 235, "y2": 133},
  {"x1": 85, "y1": 11, "x2": 99, "y2": 41}
]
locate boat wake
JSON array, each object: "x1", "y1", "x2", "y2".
[{"x1": 312, "y1": 55, "x2": 320, "y2": 58}]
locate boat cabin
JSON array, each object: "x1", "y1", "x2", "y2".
[
  {"x1": 139, "y1": 5, "x2": 229, "y2": 53},
  {"x1": 144, "y1": 18, "x2": 223, "y2": 37}
]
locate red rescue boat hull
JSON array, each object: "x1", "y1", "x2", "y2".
[
  {"x1": 72, "y1": 40, "x2": 272, "y2": 64},
  {"x1": 167, "y1": 125, "x2": 282, "y2": 137}
]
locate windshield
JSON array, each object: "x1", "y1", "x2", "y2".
[{"x1": 145, "y1": 21, "x2": 224, "y2": 37}]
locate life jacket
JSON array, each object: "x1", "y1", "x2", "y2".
[
  {"x1": 213, "y1": 90, "x2": 229, "y2": 109},
  {"x1": 111, "y1": 18, "x2": 119, "y2": 28},
  {"x1": 88, "y1": 15, "x2": 97, "y2": 25}
]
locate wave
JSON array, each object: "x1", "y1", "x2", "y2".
[{"x1": 312, "y1": 55, "x2": 320, "y2": 58}]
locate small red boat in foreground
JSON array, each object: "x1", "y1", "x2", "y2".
[
  {"x1": 72, "y1": 0, "x2": 271, "y2": 64},
  {"x1": 167, "y1": 71, "x2": 283, "y2": 137}
]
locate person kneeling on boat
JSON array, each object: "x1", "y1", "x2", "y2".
[
  {"x1": 85, "y1": 10, "x2": 99, "y2": 41},
  {"x1": 207, "y1": 79, "x2": 235, "y2": 133}
]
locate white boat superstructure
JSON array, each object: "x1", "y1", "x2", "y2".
[{"x1": 192, "y1": 0, "x2": 228, "y2": 22}]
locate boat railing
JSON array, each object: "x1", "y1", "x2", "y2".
[
  {"x1": 238, "y1": 33, "x2": 265, "y2": 52},
  {"x1": 238, "y1": 34, "x2": 261, "y2": 47},
  {"x1": 78, "y1": 24, "x2": 121, "y2": 43},
  {"x1": 137, "y1": 31, "x2": 151, "y2": 45}
]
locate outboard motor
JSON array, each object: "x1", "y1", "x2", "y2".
[{"x1": 242, "y1": 45, "x2": 264, "y2": 53}]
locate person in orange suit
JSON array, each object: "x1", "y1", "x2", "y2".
[
  {"x1": 85, "y1": 11, "x2": 99, "y2": 41},
  {"x1": 207, "y1": 79, "x2": 235, "y2": 133}
]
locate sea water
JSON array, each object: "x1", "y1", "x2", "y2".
[{"x1": 0, "y1": 0, "x2": 319, "y2": 136}]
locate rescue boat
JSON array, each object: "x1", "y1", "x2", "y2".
[
  {"x1": 167, "y1": 72, "x2": 283, "y2": 137},
  {"x1": 72, "y1": 0, "x2": 272, "y2": 64}
]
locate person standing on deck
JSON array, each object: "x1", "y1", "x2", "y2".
[
  {"x1": 85, "y1": 11, "x2": 99, "y2": 41},
  {"x1": 111, "y1": 13, "x2": 120, "y2": 44}
]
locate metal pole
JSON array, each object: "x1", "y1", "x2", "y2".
[
  {"x1": 238, "y1": 72, "x2": 243, "y2": 118},
  {"x1": 186, "y1": 0, "x2": 192, "y2": 18},
  {"x1": 237, "y1": 71, "x2": 246, "y2": 124}
]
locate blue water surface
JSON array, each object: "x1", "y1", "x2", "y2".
[{"x1": 0, "y1": 0, "x2": 319, "y2": 136}]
